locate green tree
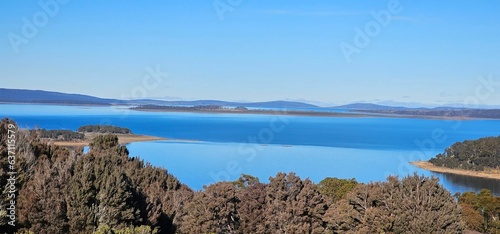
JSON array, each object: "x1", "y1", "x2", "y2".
[
  {"x1": 88, "y1": 134, "x2": 129, "y2": 157},
  {"x1": 232, "y1": 174, "x2": 259, "y2": 189},
  {"x1": 66, "y1": 153, "x2": 99, "y2": 233},
  {"x1": 318, "y1": 177, "x2": 357, "y2": 203},
  {"x1": 458, "y1": 189, "x2": 500, "y2": 233},
  {"x1": 96, "y1": 171, "x2": 141, "y2": 228}
]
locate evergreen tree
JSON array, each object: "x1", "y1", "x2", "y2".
[
  {"x1": 318, "y1": 177, "x2": 357, "y2": 203},
  {"x1": 66, "y1": 154, "x2": 99, "y2": 233},
  {"x1": 181, "y1": 182, "x2": 240, "y2": 233},
  {"x1": 237, "y1": 182, "x2": 267, "y2": 233},
  {"x1": 328, "y1": 173, "x2": 464, "y2": 233},
  {"x1": 264, "y1": 172, "x2": 327, "y2": 233},
  {"x1": 97, "y1": 171, "x2": 141, "y2": 228},
  {"x1": 17, "y1": 154, "x2": 71, "y2": 233}
]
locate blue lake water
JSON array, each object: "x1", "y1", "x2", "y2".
[{"x1": 2, "y1": 104, "x2": 499, "y2": 194}]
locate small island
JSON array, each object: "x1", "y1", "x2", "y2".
[
  {"x1": 412, "y1": 135, "x2": 500, "y2": 179},
  {"x1": 36, "y1": 124, "x2": 166, "y2": 146}
]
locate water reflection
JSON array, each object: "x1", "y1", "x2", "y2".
[{"x1": 430, "y1": 172, "x2": 500, "y2": 196}]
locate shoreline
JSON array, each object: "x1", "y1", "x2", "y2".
[
  {"x1": 410, "y1": 161, "x2": 500, "y2": 180},
  {"x1": 130, "y1": 108, "x2": 478, "y2": 120},
  {"x1": 49, "y1": 133, "x2": 167, "y2": 147},
  {"x1": 131, "y1": 108, "x2": 370, "y2": 118},
  {"x1": 2, "y1": 102, "x2": 496, "y2": 120},
  {"x1": 2, "y1": 102, "x2": 499, "y2": 120}
]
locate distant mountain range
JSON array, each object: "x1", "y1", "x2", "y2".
[
  {"x1": 0, "y1": 88, "x2": 124, "y2": 105},
  {"x1": 0, "y1": 88, "x2": 318, "y2": 109},
  {"x1": 1, "y1": 88, "x2": 498, "y2": 113},
  {"x1": 333, "y1": 103, "x2": 473, "y2": 111}
]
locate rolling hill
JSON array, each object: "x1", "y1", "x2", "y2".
[
  {"x1": 0, "y1": 88, "x2": 123, "y2": 105},
  {"x1": 0, "y1": 88, "x2": 318, "y2": 108}
]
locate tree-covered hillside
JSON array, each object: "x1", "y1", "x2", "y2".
[
  {"x1": 430, "y1": 136, "x2": 500, "y2": 171},
  {"x1": 0, "y1": 88, "x2": 122, "y2": 105}
]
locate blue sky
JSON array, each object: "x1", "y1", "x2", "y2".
[{"x1": 1, "y1": 0, "x2": 500, "y2": 107}]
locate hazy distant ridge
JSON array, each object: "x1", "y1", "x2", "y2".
[
  {"x1": 0, "y1": 88, "x2": 318, "y2": 108},
  {"x1": 0, "y1": 88, "x2": 123, "y2": 105},
  {"x1": 2, "y1": 89, "x2": 498, "y2": 114},
  {"x1": 335, "y1": 103, "x2": 407, "y2": 110}
]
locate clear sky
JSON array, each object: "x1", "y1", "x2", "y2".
[{"x1": 1, "y1": 0, "x2": 500, "y2": 107}]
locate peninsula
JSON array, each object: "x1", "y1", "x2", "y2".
[
  {"x1": 36, "y1": 124, "x2": 166, "y2": 147},
  {"x1": 411, "y1": 135, "x2": 500, "y2": 180},
  {"x1": 50, "y1": 133, "x2": 166, "y2": 147}
]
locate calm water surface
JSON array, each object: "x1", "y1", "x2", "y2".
[{"x1": 2, "y1": 104, "x2": 499, "y2": 194}]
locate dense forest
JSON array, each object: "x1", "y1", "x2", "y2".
[
  {"x1": 430, "y1": 136, "x2": 500, "y2": 171},
  {"x1": 32, "y1": 128, "x2": 84, "y2": 141},
  {"x1": 77, "y1": 125, "x2": 132, "y2": 134},
  {"x1": 1, "y1": 118, "x2": 499, "y2": 233}
]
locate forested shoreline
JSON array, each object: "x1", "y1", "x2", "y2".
[
  {"x1": 430, "y1": 136, "x2": 500, "y2": 171},
  {"x1": 77, "y1": 125, "x2": 132, "y2": 134},
  {"x1": 1, "y1": 118, "x2": 499, "y2": 233},
  {"x1": 33, "y1": 128, "x2": 84, "y2": 141}
]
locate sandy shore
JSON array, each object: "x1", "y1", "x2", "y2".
[
  {"x1": 410, "y1": 161, "x2": 500, "y2": 180},
  {"x1": 50, "y1": 133, "x2": 166, "y2": 147}
]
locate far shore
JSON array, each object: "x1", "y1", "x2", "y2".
[
  {"x1": 131, "y1": 107, "x2": 371, "y2": 118},
  {"x1": 131, "y1": 107, "x2": 479, "y2": 120},
  {"x1": 49, "y1": 133, "x2": 167, "y2": 147},
  {"x1": 410, "y1": 161, "x2": 500, "y2": 180}
]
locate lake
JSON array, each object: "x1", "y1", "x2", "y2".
[{"x1": 2, "y1": 104, "x2": 499, "y2": 195}]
